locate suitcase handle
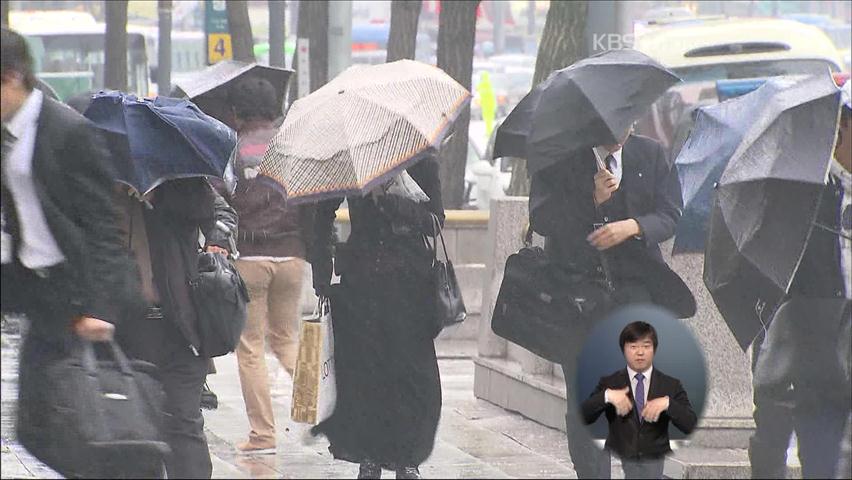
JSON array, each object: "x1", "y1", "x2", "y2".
[{"x1": 79, "y1": 339, "x2": 136, "y2": 378}]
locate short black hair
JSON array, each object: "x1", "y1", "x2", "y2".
[
  {"x1": 619, "y1": 321, "x2": 658, "y2": 352},
  {"x1": 229, "y1": 76, "x2": 279, "y2": 122},
  {"x1": 1, "y1": 27, "x2": 37, "y2": 91}
]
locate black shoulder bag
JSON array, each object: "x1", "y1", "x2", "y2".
[{"x1": 426, "y1": 213, "x2": 467, "y2": 337}]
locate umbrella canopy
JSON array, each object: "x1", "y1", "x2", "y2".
[
  {"x1": 673, "y1": 77, "x2": 800, "y2": 254},
  {"x1": 703, "y1": 73, "x2": 842, "y2": 351},
  {"x1": 493, "y1": 49, "x2": 680, "y2": 174},
  {"x1": 173, "y1": 60, "x2": 294, "y2": 124},
  {"x1": 84, "y1": 91, "x2": 237, "y2": 195},
  {"x1": 259, "y1": 59, "x2": 470, "y2": 203}
]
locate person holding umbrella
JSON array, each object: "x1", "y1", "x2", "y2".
[
  {"x1": 495, "y1": 49, "x2": 694, "y2": 479},
  {"x1": 211, "y1": 76, "x2": 314, "y2": 456},
  {"x1": 83, "y1": 91, "x2": 239, "y2": 479},
  {"x1": 260, "y1": 60, "x2": 471, "y2": 479},
  {"x1": 747, "y1": 79, "x2": 852, "y2": 480}
]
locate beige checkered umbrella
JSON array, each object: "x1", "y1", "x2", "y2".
[{"x1": 259, "y1": 59, "x2": 470, "y2": 203}]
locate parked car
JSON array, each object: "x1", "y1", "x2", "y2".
[{"x1": 634, "y1": 17, "x2": 844, "y2": 151}]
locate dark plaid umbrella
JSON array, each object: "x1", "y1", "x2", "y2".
[
  {"x1": 492, "y1": 49, "x2": 680, "y2": 174},
  {"x1": 673, "y1": 77, "x2": 793, "y2": 254},
  {"x1": 84, "y1": 91, "x2": 237, "y2": 195},
  {"x1": 173, "y1": 60, "x2": 294, "y2": 124},
  {"x1": 703, "y1": 74, "x2": 842, "y2": 351}
]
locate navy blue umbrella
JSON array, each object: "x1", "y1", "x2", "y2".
[
  {"x1": 673, "y1": 77, "x2": 786, "y2": 254},
  {"x1": 84, "y1": 91, "x2": 237, "y2": 195}
]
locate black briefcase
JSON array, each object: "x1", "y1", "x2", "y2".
[
  {"x1": 18, "y1": 340, "x2": 169, "y2": 478},
  {"x1": 491, "y1": 246, "x2": 613, "y2": 363}
]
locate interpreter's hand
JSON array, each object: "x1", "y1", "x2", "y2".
[
  {"x1": 641, "y1": 396, "x2": 670, "y2": 423},
  {"x1": 72, "y1": 316, "x2": 115, "y2": 342},
  {"x1": 587, "y1": 219, "x2": 641, "y2": 251},
  {"x1": 593, "y1": 169, "x2": 619, "y2": 206},
  {"x1": 606, "y1": 387, "x2": 633, "y2": 417},
  {"x1": 206, "y1": 245, "x2": 230, "y2": 257}
]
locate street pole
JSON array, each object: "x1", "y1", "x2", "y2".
[
  {"x1": 527, "y1": 0, "x2": 535, "y2": 36},
  {"x1": 157, "y1": 0, "x2": 172, "y2": 95},
  {"x1": 269, "y1": 0, "x2": 287, "y2": 67},
  {"x1": 327, "y1": 0, "x2": 352, "y2": 79},
  {"x1": 492, "y1": 0, "x2": 505, "y2": 55},
  {"x1": 585, "y1": 0, "x2": 619, "y2": 55}
]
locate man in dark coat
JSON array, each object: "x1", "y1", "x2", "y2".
[
  {"x1": 114, "y1": 178, "x2": 236, "y2": 479},
  {"x1": 1, "y1": 26, "x2": 133, "y2": 471},
  {"x1": 748, "y1": 81, "x2": 852, "y2": 480},
  {"x1": 529, "y1": 128, "x2": 693, "y2": 479}
]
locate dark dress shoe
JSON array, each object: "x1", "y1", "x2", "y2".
[{"x1": 200, "y1": 382, "x2": 218, "y2": 410}]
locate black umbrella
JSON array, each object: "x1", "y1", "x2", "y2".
[
  {"x1": 703, "y1": 74, "x2": 842, "y2": 351},
  {"x1": 173, "y1": 60, "x2": 294, "y2": 125},
  {"x1": 493, "y1": 49, "x2": 680, "y2": 174}
]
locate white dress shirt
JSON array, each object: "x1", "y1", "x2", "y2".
[
  {"x1": 594, "y1": 146, "x2": 624, "y2": 184},
  {"x1": 830, "y1": 159, "x2": 851, "y2": 299},
  {"x1": 1, "y1": 89, "x2": 66, "y2": 269},
  {"x1": 627, "y1": 365, "x2": 653, "y2": 407},
  {"x1": 605, "y1": 364, "x2": 653, "y2": 407}
]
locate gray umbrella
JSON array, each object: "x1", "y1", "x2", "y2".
[
  {"x1": 703, "y1": 73, "x2": 842, "y2": 351},
  {"x1": 493, "y1": 49, "x2": 680, "y2": 174},
  {"x1": 173, "y1": 60, "x2": 294, "y2": 124}
]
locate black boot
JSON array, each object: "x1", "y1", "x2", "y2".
[
  {"x1": 358, "y1": 460, "x2": 382, "y2": 479},
  {"x1": 200, "y1": 382, "x2": 218, "y2": 410},
  {"x1": 396, "y1": 466, "x2": 421, "y2": 479}
]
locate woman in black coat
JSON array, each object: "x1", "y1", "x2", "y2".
[{"x1": 309, "y1": 156, "x2": 444, "y2": 480}]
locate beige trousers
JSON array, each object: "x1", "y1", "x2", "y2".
[{"x1": 235, "y1": 258, "x2": 305, "y2": 446}]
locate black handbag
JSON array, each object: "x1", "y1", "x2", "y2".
[
  {"x1": 491, "y1": 230, "x2": 613, "y2": 363},
  {"x1": 426, "y1": 214, "x2": 466, "y2": 336},
  {"x1": 190, "y1": 252, "x2": 250, "y2": 357},
  {"x1": 18, "y1": 340, "x2": 169, "y2": 478}
]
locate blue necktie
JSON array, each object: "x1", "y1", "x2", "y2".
[{"x1": 635, "y1": 372, "x2": 645, "y2": 422}]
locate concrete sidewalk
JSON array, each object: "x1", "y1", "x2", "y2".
[{"x1": 1, "y1": 327, "x2": 585, "y2": 479}]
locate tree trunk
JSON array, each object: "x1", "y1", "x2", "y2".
[
  {"x1": 157, "y1": 0, "x2": 172, "y2": 95},
  {"x1": 104, "y1": 0, "x2": 128, "y2": 91},
  {"x1": 1, "y1": 1, "x2": 9, "y2": 27},
  {"x1": 387, "y1": 0, "x2": 422, "y2": 62},
  {"x1": 227, "y1": 0, "x2": 256, "y2": 62},
  {"x1": 507, "y1": 0, "x2": 587, "y2": 196},
  {"x1": 289, "y1": 0, "x2": 329, "y2": 101},
  {"x1": 437, "y1": 0, "x2": 479, "y2": 209},
  {"x1": 269, "y1": 0, "x2": 287, "y2": 68}
]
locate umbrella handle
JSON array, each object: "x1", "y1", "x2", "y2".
[{"x1": 813, "y1": 222, "x2": 852, "y2": 241}]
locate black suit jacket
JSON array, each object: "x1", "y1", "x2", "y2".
[
  {"x1": 582, "y1": 367, "x2": 697, "y2": 460},
  {"x1": 529, "y1": 134, "x2": 695, "y2": 317},
  {"x1": 1, "y1": 96, "x2": 130, "y2": 333}
]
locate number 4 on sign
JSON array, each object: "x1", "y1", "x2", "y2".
[{"x1": 208, "y1": 33, "x2": 233, "y2": 63}]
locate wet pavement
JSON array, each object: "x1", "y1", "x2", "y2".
[{"x1": 0, "y1": 319, "x2": 584, "y2": 479}]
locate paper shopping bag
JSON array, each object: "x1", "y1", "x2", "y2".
[{"x1": 291, "y1": 298, "x2": 336, "y2": 424}]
